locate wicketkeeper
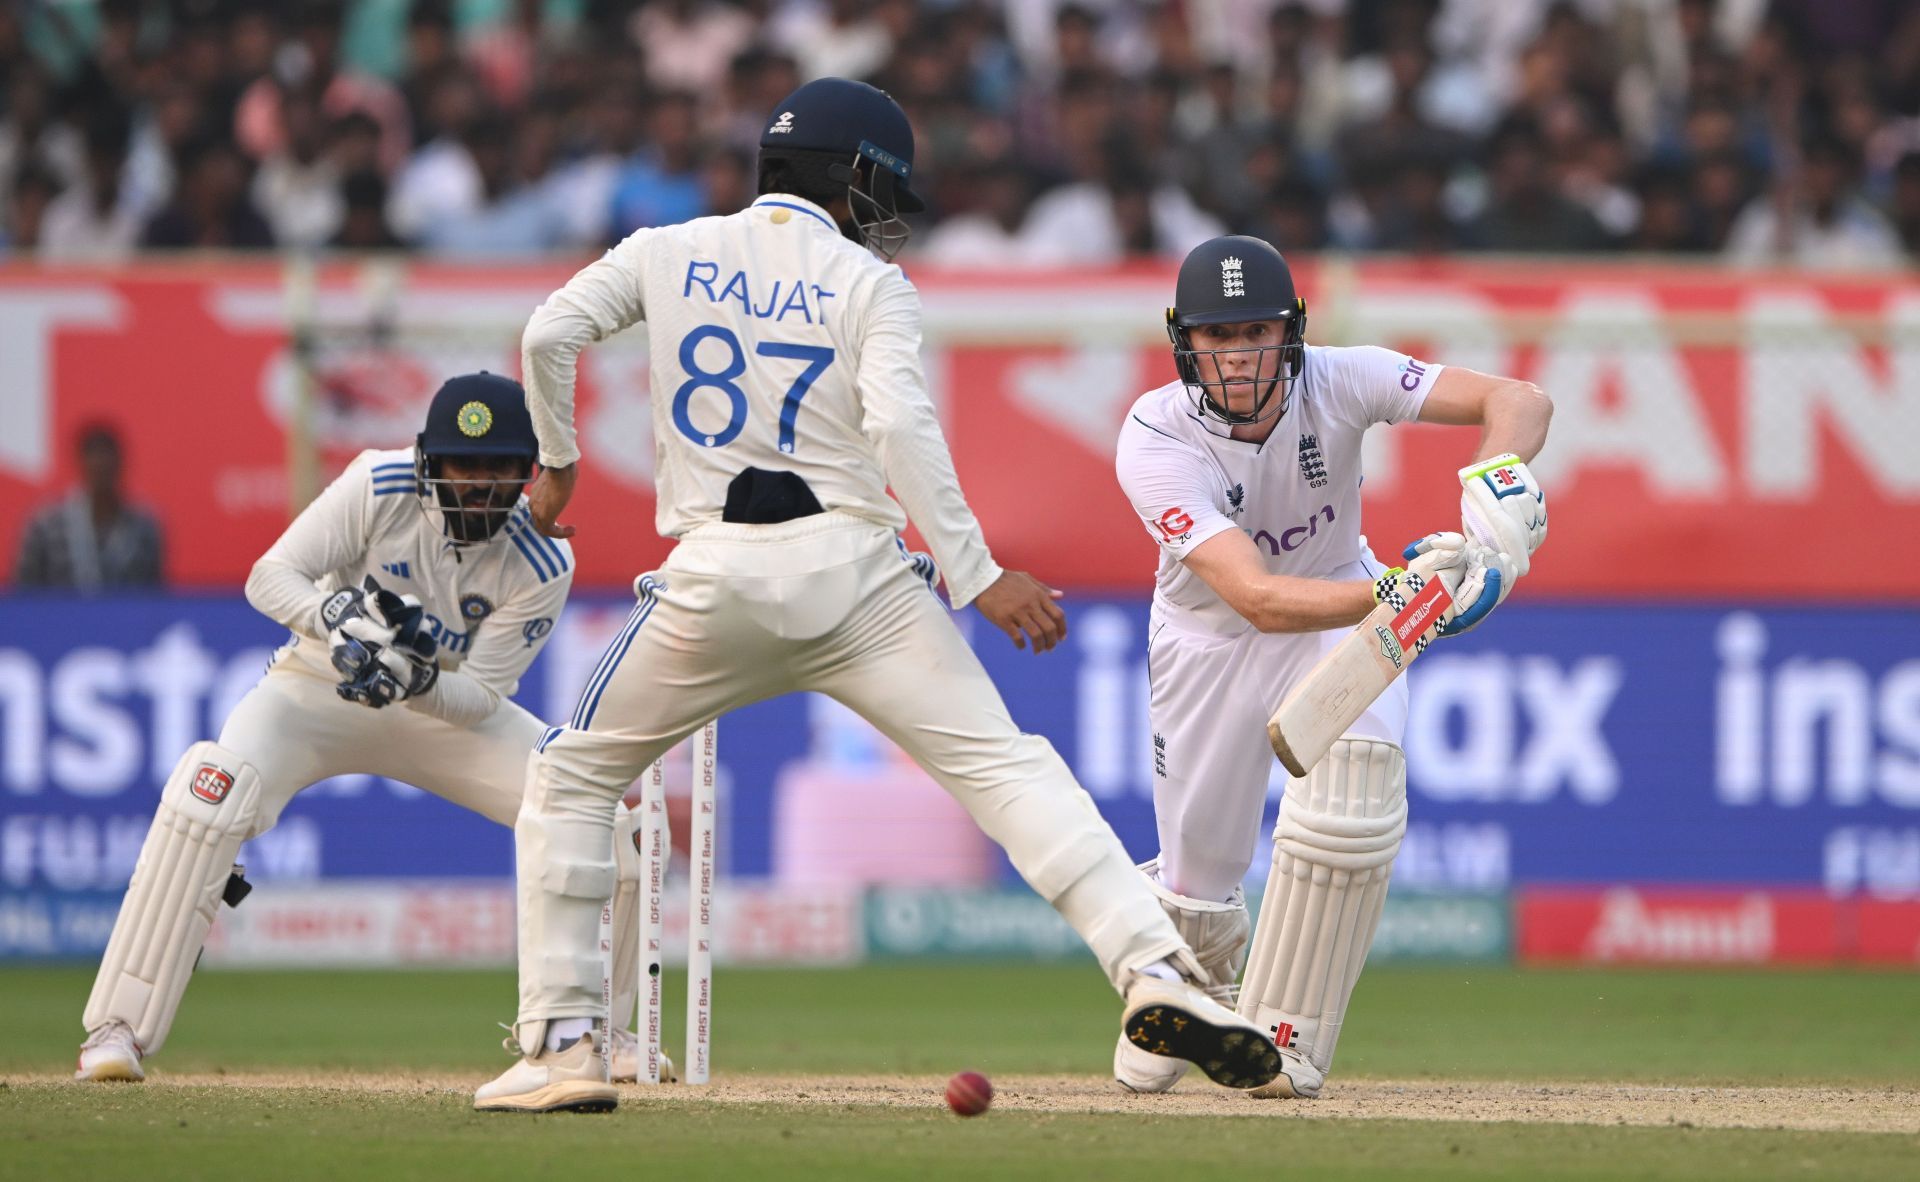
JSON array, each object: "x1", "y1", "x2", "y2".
[{"x1": 75, "y1": 375, "x2": 661, "y2": 1082}]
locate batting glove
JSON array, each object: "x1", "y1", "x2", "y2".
[
  {"x1": 1458, "y1": 454, "x2": 1546, "y2": 577},
  {"x1": 1401, "y1": 531, "x2": 1516, "y2": 637}
]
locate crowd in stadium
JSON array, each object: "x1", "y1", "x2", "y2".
[{"x1": 3, "y1": 0, "x2": 1919, "y2": 267}]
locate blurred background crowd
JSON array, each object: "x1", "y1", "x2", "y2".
[{"x1": 4, "y1": 0, "x2": 1920, "y2": 268}]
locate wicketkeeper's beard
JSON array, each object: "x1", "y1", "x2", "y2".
[{"x1": 436, "y1": 483, "x2": 523, "y2": 543}]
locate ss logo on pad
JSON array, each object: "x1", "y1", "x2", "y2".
[{"x1": 191, "y1": 765, "x2": 234, "y2": 805}]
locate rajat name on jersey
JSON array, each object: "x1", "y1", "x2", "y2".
[{"x1": 683, "y1": 260, "x2": 838, "y2": 325}]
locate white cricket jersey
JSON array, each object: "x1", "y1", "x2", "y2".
[
  {"x1": 520, "y1": 194, "x2": 1002, "y2": 607},
  {"x1": 244, "y1": 448, "x2": 573, "y2": 727},
  {"x1": 1115, "y1": 345, "x2": 1444, "y2": 636}
]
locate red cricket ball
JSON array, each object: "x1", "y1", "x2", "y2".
[{"x1": 944, "y1": 1071, "x2": 993, "y2": 1117}]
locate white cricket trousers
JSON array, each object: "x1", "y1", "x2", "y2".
[
  {"x1": 221, "y1": 657, "x2": 542, "y2": 829},
  {"x1": 518, "y1": 512, "x2": 1186, "y2": 1028},
  {"x1": 1147, "y1": 581, "x2": 1409, "y2": 904}
]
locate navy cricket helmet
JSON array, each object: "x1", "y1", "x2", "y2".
[
  {"x1": 413, "y1": 371, "x2": 537, "y2": 543},
  {"x1": 1167, "y1": 235, "x2": 1307, "y2": 426},
  {"x1": 759, "y1": 77, "x2": 923, "y2": 260}
]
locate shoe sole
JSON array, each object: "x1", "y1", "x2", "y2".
[
  {"x1": 1121, "y1": 1003, "x2": 1282, "y2": 1090},
  {"x1": 1247, "y1": 1074, "x2": 1319, "y2": 1099},
  {"x1": 75, "y1": 1058, "x2": 145, "y2": 1083},
  {"x1": 474, "y1": 1082, "x2": 619, "y2": 1114}
]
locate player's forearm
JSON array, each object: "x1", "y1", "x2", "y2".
[
  {"x1": 1244, "y1": 576, "x2": 1377, "y2": 634},
  {"x1": 245, "y1": 557, "x2": 333, "y2": 639},
  {"x1": 873, "y1": 425, "x2": 1002, "y2": 608},
  {"x1": 1469, "y1": 381, "x2": 1553, "y2": 464},
  {"x1": 401, "y1": 667, "x2": 501, "y2": 729},
  {"x1": 520, "y1": 306, "x2": 591, "y2": 469}
]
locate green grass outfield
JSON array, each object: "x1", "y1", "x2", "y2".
[{"x1": 3, "y1": 963, "x2": 1917, "y2": 1180}]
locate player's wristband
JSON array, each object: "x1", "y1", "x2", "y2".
[{"x1": 1371, "y1": 567, "x2": 1406, "y2": 605}]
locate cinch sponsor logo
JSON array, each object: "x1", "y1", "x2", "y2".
[
  {"x1": 1251, "y1": 504, "x2": 1334, "y2": 555},
  {"x1": 1398, "y1": 358, "x2": 1430, "y2": 391}
]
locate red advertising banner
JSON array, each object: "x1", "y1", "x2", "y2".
[
  {"x1": 0, "y1": 258, "x2": 1909, "y2": 594},
  {"x1": 1855, "y1": 899, "x2": 1920, "y2": 965},
  {"x1": 1517, "y1": 887, "x2": 1846, "y2": 965},
  {"x1": 1517, "y1": 887, "x2": 1920, "y2": 966}
]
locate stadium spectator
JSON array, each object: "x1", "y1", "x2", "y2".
[
  {"x1": 385, "y1": 74, "x2": 490, "y2": 243},
  {"x1": 1, "y1": 163, "x2": 61, "y2": 256},
  {"x1": 38, "y1": 105, "x2": 147, "y2": 261},
  {"x1": 415, "y1": 113, "x2": 572, "y2": 256},
  {"x1": 920, "y1": 156, "x2": 1037, "y2": 267},
  {"x1": 632, "y1": 0, "x2": 758, "y2": 94},
  {"x1": 141, "y1": 137, "x2": 274, "y2": 249},
  {"x1": 610, "y1": 91, "x2": 707, "y2": 235},
  {"x1": 2, "y1": 0, "x2": 1916, "y2": 267},
  {"x1": 234, "y1": 1, "x2": 410, "y2": 176},
  {"x1": 332, "y1": 167, "x2": 402, "y2": 249},
  {"x1": 1724, "y1": 136, "x2": 1904, "y2": 268},
  {"x1": 1891, "y1": 152, "x2": 1920, "y2": 256},
  {"x1": 13, "y1": 423, "x2": 165, "y2": 592},
  {"x1": 1467, "y1": 119, "x2": 1612, "y2": 252},
  {"x1": 252, "y1": 84, "x2": 343, "y2": 249},
  {"x1": 0, "y1": 63, "x2": 84, "y2": 204}
]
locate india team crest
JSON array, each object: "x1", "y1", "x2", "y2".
[
  {"x1": 460, "y1": 593, "x2": 495, "y2": 623},
  {"x1": 457, "y1": 401, "x2": 494, "y2": 437}
]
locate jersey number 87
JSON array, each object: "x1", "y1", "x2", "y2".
[{"x1": 674, "y1": 325, "x2": 835, "y2": 454}]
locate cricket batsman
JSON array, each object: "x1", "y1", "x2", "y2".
[
  {"x1": 475, "y1": 79, "x2": 1281, "y2": 1113},
  {"x1": 1111, "y1": 236, "x2": 1552, "y2": 1097},
  {"x1": 75, "y1": 374, "x2": 661, "y2": 1082}
]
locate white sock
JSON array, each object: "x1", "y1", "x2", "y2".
[
  {"x1": 1139, "y1": 958, "x2": 1182, "y2": 983},
  {"x1": 545, "y1": 1018, "x2": 593, "y2": 1052}
]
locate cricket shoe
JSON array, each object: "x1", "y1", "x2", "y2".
[
  {"x1": 608, "y1": 1027, "x2": 677, "y2": 1084},
  {"x1": 1120, "y1": 974, "x2": 1280, "y2": 1091},
  {"x1": 474, "y1": 1030, "x2": 618, "y2": 1113},
  {"x1": 1113, "y1": 1033, "x2": 1188, "y2": 1093},
  {"x1": 1246, "y1": 1047, "x2": 1324, "y2": 1099},
  {"x1": 75, "y1": 1021, "x2": 145, "y2": 1082}
]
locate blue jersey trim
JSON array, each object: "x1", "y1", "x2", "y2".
[
  {"x1": 513, "y1": 524, "x2": 561, "y2": 578},
  {"x1": 506, "y1": 528, "x2": 552, "y2": 583},
  {"x1": 570, "y1": 586, "x2": 659, "y2": 730},
  {"x1": 537, "y1": 531, "x2": 569, "y2": 574},
  {"x1": 758, "y1": 200, "x2": 837, "y2": 234}
]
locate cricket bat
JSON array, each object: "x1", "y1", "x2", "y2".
[{"x1": 1267, "y1": 560, "x2": 1454, "y2": 778}]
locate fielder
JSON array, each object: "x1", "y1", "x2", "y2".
[
  {"x1": 75, "y1": 374, "x2": 660, "y2": 1082},
  {"x1": 476, "y1": 78, "x2": 1280, "y2": 1113},
  {"x1": 1111, "y1": 236, "x2": 1551, "y2": 1097}
]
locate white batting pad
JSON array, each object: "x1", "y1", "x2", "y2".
[
  {"x1": 84, "y1": 742, "x2": 263, "y2": 1055},
  {"x1": 1139, "y1": 858, "x2": 1251, "y2": 990},
  {"x1": 1239, "y1": 736, "x2": 1406, "y2": 1074},
  {"x1": 513, "y1": 751, "x2": 620, "y2": 1055}
]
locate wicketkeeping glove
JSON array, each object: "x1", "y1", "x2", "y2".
[
  {"x1": 329, "y1": 575, "x2": 440, "y2": 708},
  {"x1": 1458, "y1": 453, "x2": 1547, "y2": 577}
]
